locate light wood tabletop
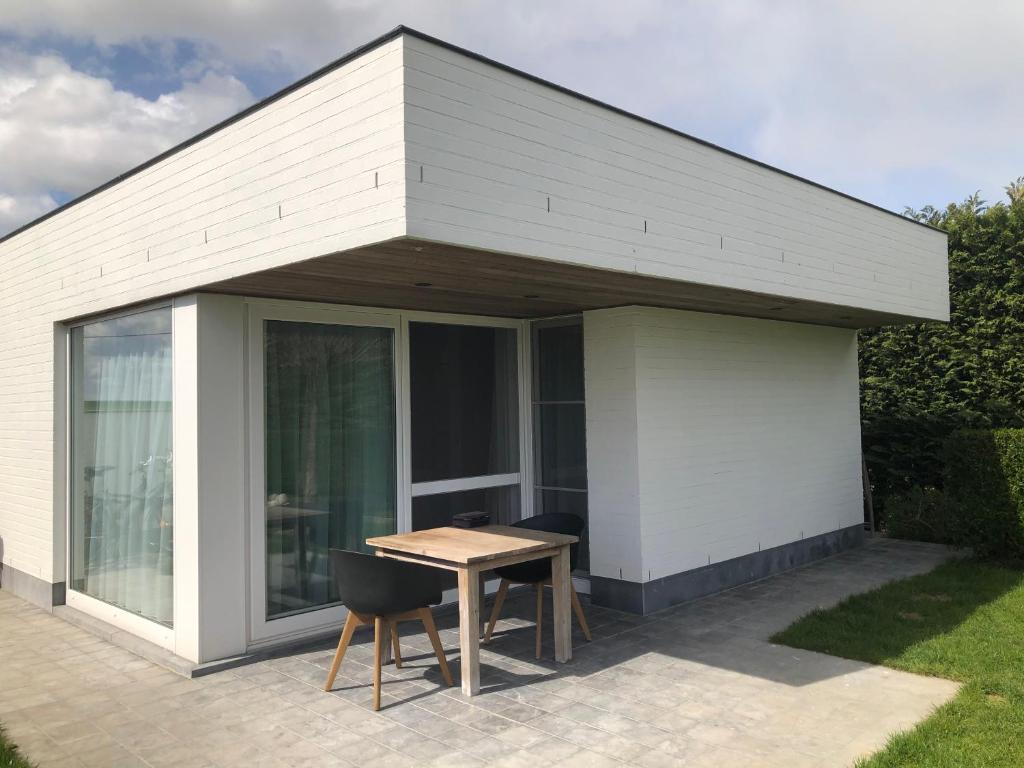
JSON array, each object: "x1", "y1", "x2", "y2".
[
  {"x1": 369, "y1": 524, "x2": 577, "y2": 696},
  {"x1": 367, "y1": 525, "x2": 577, "y2": 566}
]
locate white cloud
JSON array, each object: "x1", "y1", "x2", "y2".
[
  {"x1": 0, "y1": 49, "x2": 254, "y2": 234},
  {"x1": 0, "y1": 192, "x2": 57, "y2": 234},
  {"x1": 1, "y1": 0, "x2": 1023, "y2": 235}
]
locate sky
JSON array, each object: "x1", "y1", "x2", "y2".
[{"x1": 1, "y1": 1, "x2": 1023, "y2": 237}]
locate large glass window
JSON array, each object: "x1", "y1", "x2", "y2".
[
  {"x1": 70, "y1": 307, "x2": 174, "y2": 626},
  {"x1": 532, "y1": 318, "x2": 589, "y2": 570},
  {"x1": 264, "y1": 320, "x2": 396, "y2": 619},
  {"x1": 409, "y1": 322, "x2": 520, "y2": 530},
  {"x1": 409, "y1": 323, "x2": 519, "y2": 484}
]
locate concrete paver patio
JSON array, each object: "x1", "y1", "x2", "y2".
[{"x1": 0, "y1": 539, "x2": 960, "y2": 767}]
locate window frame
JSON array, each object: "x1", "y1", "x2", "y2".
[
  {"x1": 64, "y1": 301, "x2": 176, "y2": 651},
  {"x1": 245, "y1": 300, "x2": 534, "y2": 647}
]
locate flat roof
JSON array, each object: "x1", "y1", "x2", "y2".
[{"x1": 0, "y1": 25, "x2": 943, "y2": 246}]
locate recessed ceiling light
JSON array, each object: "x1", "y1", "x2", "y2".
[{"x1": 414, "y1": 282, "x2": 433, "y2": 287}]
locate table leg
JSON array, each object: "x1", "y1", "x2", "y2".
[
  {"x1": 457, "y1": 567, "x2": 481, "y2": 695},
  {"x1": 551, "y1": 544, "x2": 572, "y2": 663},
  {"x1": 478, "y1": 571, "x2": 488, "y2": 638},
  {"x1": 376, "y1": 548, "x2": 393, "y2": 664}
]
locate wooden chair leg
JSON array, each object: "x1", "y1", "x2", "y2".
[
  {"x1": 418, "y1": 607, "x2": 454, "y2": 687},
  {"x1": 483, "y1": 579, "x2": 509, "y2": 643},
  {"x1": 324, "y1": 612, "x2": 358, "y2": 691},
  {"x1": 535, "y1": 583, "x2": 544, "y2": 660},
  {"x1": 373, "y1": 616, "x2": 384, "y2": 711},
  {"x1": 571, "y1": 583, "x2": 592, "y2": 641},
  {"x1": 390, "y1": 622, "x2": 402, "y2": 668}
]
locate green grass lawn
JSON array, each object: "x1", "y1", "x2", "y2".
[
  {"x1": 0, "y1": 725, "x2": 33, "y2": 768},
  {"x1": 772, "y1": 558, "x2": 1024, "y2": 767}
]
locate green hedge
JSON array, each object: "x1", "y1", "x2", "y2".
[
  {"x1": 883, "y1": 486, "x2": 955, "y2": 545},
  {"x1": 859, "y1": 186, "x2": 1024, "y2": 529},
  {"x1": 942, "y1": 428, "x2": 1024, "y2": 558}
]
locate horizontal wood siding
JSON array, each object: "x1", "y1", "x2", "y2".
[
  {"x1": 401, "y1": 34, "x2": 948, "y2": 322},
  {"x1": 631, "y1": 307, "x2": 862, "y2": 580},
  {"x1": 0, "y1": 39, "x2": 407, "y2": 585},
  {"x1": 582, "y1": 309, "x2": 644, "y2": 582}
]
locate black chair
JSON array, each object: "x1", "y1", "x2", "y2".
[
  {"x1": 483, "y1": 513, "x2": 592, "y2": 658},
  {"x1": 323, "y1": 549, "x2": 453, "y2": 710}
]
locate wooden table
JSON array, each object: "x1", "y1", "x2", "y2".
[{"x1": 367, "y1": 525, "x2": 578, "y2": 695}]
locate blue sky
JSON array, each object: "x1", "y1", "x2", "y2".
[{"x1": 2, "y1": 1, "x2": 1023, "y2": 235}]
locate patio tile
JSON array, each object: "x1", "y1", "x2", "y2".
[{"x1": 0, "y1": 539, "x2": 963, "y2": 767}]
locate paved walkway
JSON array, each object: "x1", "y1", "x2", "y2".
[{"x1": 1, "y1": 539, "x2": 960, "y2": 768}]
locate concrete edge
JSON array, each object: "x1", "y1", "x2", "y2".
[
  {"x1": 0, "y1": 562, "x2": 65, "y2": 611},
  {"x1": 591, "y1": 525, "x2": 866, "y2": 614},
  {"x1": 53, "y1": 604, "x2": 197, "y2": 677},
  {"x1": 49, "y1": 584, "x2": 487, "y2": 678}
]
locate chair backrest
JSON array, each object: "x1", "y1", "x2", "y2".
[
  {"x1": 512, "y1": 513, "x2": 585, "y2": 571},
  {"x1": 328, "y1": 549, "x2": 443, "y2": 616}
]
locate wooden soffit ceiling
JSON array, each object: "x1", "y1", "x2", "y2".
[{"x1": 201, "y1": 237, "x2": 914, "y2": 328}]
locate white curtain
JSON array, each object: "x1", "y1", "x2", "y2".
[{"x1": 76, "y1": 317, "x2": 173, "y2": 626}]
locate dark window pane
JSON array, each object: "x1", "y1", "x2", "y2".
[
  {"x1": 264, "y1": 320, "x2": 396, "y2": 619},
  {"x1": 409, "y1": 323, "x2": 518, "y2": 483},
  {"x1": 412, "y1": 486, "x2": 521, "y2": 531},
  {"x1": 535, "y1": 404, "x2": 587, "y2": 489},
  {"x1": 534, "y1": 323, "x2": 584, "y2": 402},
  {"x1": 532, "y1": 317, "x2": 589, "y2": 573}
]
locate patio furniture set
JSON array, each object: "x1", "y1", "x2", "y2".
[{"x1": 322, "y1": 514, "x2": 589, "y2": 710}]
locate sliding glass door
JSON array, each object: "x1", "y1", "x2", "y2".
[
  {"x1": 69, "y1": 306, "x2": 174, "y2": 628},
  {"x1": 250, "y1": 306, "x2": 525, "y2": 641},
  {"x1": 408, "y1": 321, "x2": 522, "y2": 530},
  {"x1": 251, "y1": 306, "x2": 398, "y2": 638}
]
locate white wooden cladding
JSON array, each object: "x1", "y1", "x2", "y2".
[
  {"x1": 401, "y1": 35, "x2": 948, "y2": 323},
  {"x1": 0, "y1": 39, "x2": 406, "y2": 584},
  {"x1": 584, "y1": 307, "x2": 863, "y2": 584}
]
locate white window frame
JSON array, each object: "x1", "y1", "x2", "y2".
[
  {"x1": 246, "y1": 301, "x2": 404, "y2": 644},
  {"x1": 64, "y1": 301, "x2": 176, "y2": 652},
  {"x1": 245, "y1": 300, "x2": 534, "y2": 647},
  {"x1": 400, "y1": 311, "x2": 533, "y2": 531}
]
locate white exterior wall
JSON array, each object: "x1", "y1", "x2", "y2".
[
  {"x1": 584, "y1": 306, "x2": 862, "y2": 584},
  {"x1": 401, "y1": 34, "x2": 949, "y2": 322},
  {"x1": 173, "y1": 295, "x2": 247, "y2": 663},
  {"x1": 0, "y1": 39, "x2": 406, "y2": 589},
  {"x1": 580, "y1": 310, "x2": 644, "y2": 583}
]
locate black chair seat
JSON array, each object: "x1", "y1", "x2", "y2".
[
  {"x1": 484, "y1": 513, "x2": 591, "y2": 658},
  {"x1": 493, "y1": 512, "x2": 584, "y2": 584},
  {"x1": 330, "y1": 549, "x2": 443, "y2": 616},
  {"x1": 324, "y1": 549, "x2": 452, "y2": 710}
]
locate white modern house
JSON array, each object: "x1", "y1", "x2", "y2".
[{"x1": 0, "y1": 27, "x2": 949, "y2": 667}]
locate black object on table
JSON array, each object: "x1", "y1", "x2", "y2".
[{"x1": 452, "y1": 510, "x2": 491, "y2": 528}]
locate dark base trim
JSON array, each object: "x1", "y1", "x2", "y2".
[
  {"x1": 590, "y1": 525, "x2": 865, "y2": 615},
  {"x1": 0, "y1": 562, "x2": 65, "y2": 611}
]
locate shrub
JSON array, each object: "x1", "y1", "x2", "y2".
[
  {"x1": 859, "y1": 186, "x2": 1024, "y2": 528},
  {"x1": 883, "y1": 486, "x2": 954, "y2": 544},
  {"x1": 943, "y1": 428, "x2": 1024, "y2": 558}
]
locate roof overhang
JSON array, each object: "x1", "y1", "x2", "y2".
[{"x1": 201, "y1": 237, "x2": 928, "y2": 328}]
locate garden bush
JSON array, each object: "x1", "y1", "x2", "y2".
[
  {"x1": 883, "y1": 486, "x2": 955, "y2": 544},
  {"x1": 860, "y1": 182, "x2": 1024, "y2": 529},
  {"x1": 942, "y1": 428, "x2": 1024, "y2": 558}
]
